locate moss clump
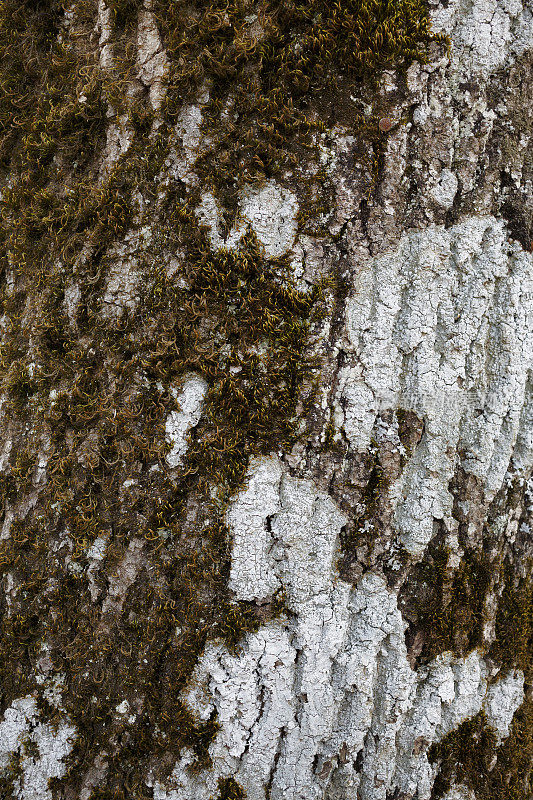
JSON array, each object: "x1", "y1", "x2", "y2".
[
  {"x1": 215, "y1": 776, "x2": 247, "y2": 800},
  {"x1": 406, "y1": 474, "x2": 533, "y2": 797},
  {"x1": 153, "y1": 0, "x2": 448, "y2": 220},
  {"x1": 428, "y1": 711, "x2": 499, "y2": 799},
  {"x1": 490, "y1": 561, "x2": 533, "y2": 675},
  {"x1": 106, "y1": 0, "x2": 140, "y2": 30},
  {"x1": 429, "y1": 702, "x2": 533, "y2": 800},
  {"x1": 0, "y1": 141, "x2": 319, "y2": 794},
  {"x1": 0, "y1": 752, "x2": 22, "y2": 800},
  {"x1": 401, "y1": 538, "x2": 492, "y2": 664}
]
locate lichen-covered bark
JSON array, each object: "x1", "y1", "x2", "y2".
[{"x1": 0, "y1": 1, "x2": 531, "y2": 799}]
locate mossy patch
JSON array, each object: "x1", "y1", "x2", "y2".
[
  {"x1": 153, "y1": 0, "x2": 448, "y2": 207},
  {"x1": 490, "y1": 560, "x2": 533, "y2": 676},
  {"x1": 402, "y1": 471, "x2": 533, "y2": 796},
  {"x1": 399, "y1": 464, "x2": 533, "y2": 669},
  {"x1": 0, "y1": 751, "x2": 22, "y2": 800},
  {"x1": 400, "y1": 535, "x2": 492, "y2": 664},
  {"x1": 215, "y1": 776, "x2": 247, "y2": 800},
  {"x1": 429, "y1": 701, "x2": 533, "y2": 800}
]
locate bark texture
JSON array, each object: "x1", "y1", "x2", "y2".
[{"x1": 0, "y1": 1, "x2": 531, "y2": 800}]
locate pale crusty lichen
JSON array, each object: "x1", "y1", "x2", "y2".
[
  {"x1": 0, "y1": 694, "x2": 75, "y2": 800},
  {"x1": 151, "y1": 457, "x2": 525, "y2": 800},
  {"x1": 165, "y1": 375, "x2": 208, "y2": 469},
  {"x1": 431, "y1": 0, "x2": 532, "y2": 78},
  {"x1": 336, "y1": 216, "x2": 532, "y2": 556}
]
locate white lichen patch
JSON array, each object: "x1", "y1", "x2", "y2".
[
  {"x1": 165, "y1": 375, "x2": 208, "y2": 468},
  {"x1": 195, "y1": 181, "x2": 298, "y2": 259},
  {"x1": 0, "y1": 695, "x2": 76, "y2": 800},
  {"x1": 238, "y1": 182, "x2": 299, "y2": 259},
  {"x1": 87, "y1": 534, "x2": 109, "y2": 602},
  {"x1": 175, "y1": 103, "x2": 207, "y2": 183},
  {"x1": 392, "y1": 650, "x2": 489, "y2": 799},
  {"x1": 101, "y1": 237, "x2": 141, "y2": 319},
  {"x1": 432, "y1": 0, "x2": 532, "y2": 78},
  {"x1": 194, "y1": 192, "x2": 226, "y2": 248},
  {"x1": 63, "y1": 282, "x2": 81, "y2": 324},
  {"x1": 86, "y1": 536, "x2": 108, "y2": 563},
  {"x1": 35, "y1": 670, "x2": 67, "y2": 711},
  {"x1": 115, "y1": 700, "x2": 130, "y2": 716},
  {"x1": 0, "y1": 436, "x2": 51, "y2": 542},
  {"x1": 482, "y1": 668, "x2": 525, "y2": 743},
  {"x1": 290, "y1": 234, "x2": 327, "y2": 290},
  {"x1": 337, "y1": 216, "x2": 533, "y2": 555},
  {"x1": 101, "y1": 114, "x2": 135, "y2": 168},
  {"x1": 429, "y1": 168, "x2": 459, "y2": 209},
  {"x1": 97, "y1": 0, "x2": 113, "y2": 69},
  {"x1": 152, "y1": 458, "x2": 525, "y2": 800},
  {"x1": 136, "y1": 3, "x2": 169, "y2": 110},
  {"x1": 101, "y1": 537, "x2": 144, "y2": 616},
  {"x1": 96, "y1": 0, "x2": 136, "y2": 167},
  {"x1": 226, "y1": 457, "x2": 284, "y2": 601},
  {"x1": 227, "y1": 456, "x2": 347, "y2": 610}
]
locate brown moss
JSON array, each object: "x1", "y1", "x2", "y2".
[
  {"x1": 428, "y1": 711, "x2": 499, "y2": 799},
  {"x1": 490, "y1": 562, "x2": 533, "y2": 676},
  {"x1": 215, "y1": 777, "x2": 247, "y2": 800},
  {"x1": 401, "y1": 537, "x2": 492, "y2": 664},
  {"x1": 152, "y1": 0, "x2": 448, "y2": 220},
  {"x1": 0, "y1": 751, "x2": 22, "y2": 800},
  {"x1": 399, "y1": 461, "x2": 533, "y2": 670},
  {"x1": 429, "y1": 700, "x2": 533, "y2": 800}
]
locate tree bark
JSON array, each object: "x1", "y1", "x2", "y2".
[{"x1": 0, "y1": 1, "x2": 531, "y2": 800}]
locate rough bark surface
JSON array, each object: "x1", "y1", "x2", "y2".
[{"x1": 0, "y1": 2, "x2": 531, "y2": 800}]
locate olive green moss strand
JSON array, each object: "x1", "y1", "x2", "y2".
[{"x1": 491, "y1": 563, "x2": 533, "y2": 675}]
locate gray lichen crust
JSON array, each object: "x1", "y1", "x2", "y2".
[
  {"x1": 151, "y1": 458, "x2": 526, "y2": 800},
  {"x1": 336, "y1": 216, "x2": 532, "y2": 556}
]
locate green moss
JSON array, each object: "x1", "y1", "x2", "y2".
[
  {"x1": 399, "y1": 462, "x2": 533, "y2": 665},
  {"x1": 215, "y1": 777, "x2": 247, "y2": 800},
  {"x1": 404, "y1": 475, "x2": 533, "y2": 799},
  {"x1": 401, "y1": 539, "x2": 492, "y2": 664},
  {"x1": 153, "y1": 0, "x2": 448, "y2": 218},
  {"x1": 428, "y1": 711, "x2": 499, "y2": 799},
  {"x1": 490, "y1": 561, "x2": 533, "y2": 675},
  {"x1": 429, "y1": 702, "x2": 533, "y2": 800},
  {"x1": 106, "y1": 0, "x2": 140, "y2": 31}
]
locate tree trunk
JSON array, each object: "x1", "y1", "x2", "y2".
[{"x1": 0, "y1": 1, "x2": 531, "y2": 800}]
